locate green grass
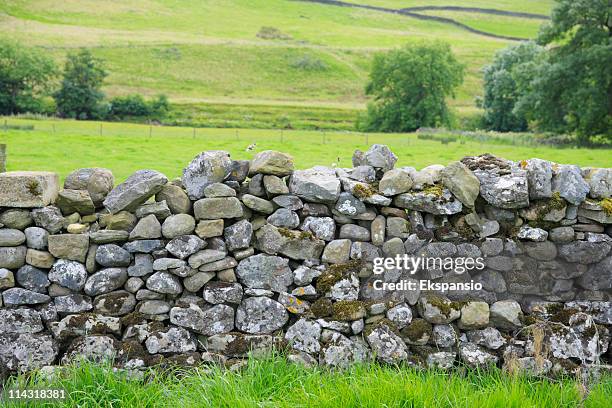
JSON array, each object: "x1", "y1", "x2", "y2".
[
  {"x1": 0, "y1": 0, "x2": 554, "y2": 129},
  {"x1": 2, "y1": 356, "x2": 610, "y2": 407},
  {"x1": 1, "y1": 117, "x2": 610, "y2": 183}
]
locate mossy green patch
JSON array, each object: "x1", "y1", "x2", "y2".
[
  {"x1": 332, "y1": 300, "x2": 365, "y2": 321},
  {"x1": 600, "y1": 198, "x2": 612, "y2": 216},
  {"x1": 353, "y1": 183, "x2": 377, "y2": 199},
  {"x1": 311, "y1": 298, "x2": 333, "y2": 318},
  {"x1": 401, "y1": 318, "x2": 432, "y2": 342},
  {"x1": 422, "y1": 184, "x2": 445, "y2": 198},
  {"x1": 424, "y1": 294, "x2": 462, "y2": 318}
]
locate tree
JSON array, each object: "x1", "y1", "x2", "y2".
[
  {"x1": 54, "y1": 49, "x2": 107, "y2": 119},
  {"x1": 516, "y1": 0, "x2": 612, "y2": 143},
  {"x1": 481, "y1": 42, "x2": 543, "y2": 132},
  {"x1": 360, "y1": 41, "x2": 464, "y2": 132},
  {"x1": 0, "y1": 39, "x2": 56, "y2": 115}
]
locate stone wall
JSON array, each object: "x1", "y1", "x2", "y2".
[{"x1": 0, "y1": 146, "x2": 610, "y2": 375}]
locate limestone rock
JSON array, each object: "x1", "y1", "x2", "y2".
[
  {"x1": 182, "y1": 151, "x2": 233, "y2": 200},
  {"x1": 0, "y1": 171, "x2": 59, "y2": 208}
]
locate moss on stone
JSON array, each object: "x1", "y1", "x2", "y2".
[
  {"x1": 332, "y1": 300, "x2": 365, "y2": 321},
  {"x1": 549, "y1": 308, "x2": 578, "y2": 325},
  {"x1": 26, "y1": 180, "x2": 41, "y2": 196},
  {"x1": 401, "y1": 318, "x2": 432, "y2": 342},
  {"x1": 364, "y1": 318, "x2": 399, "y2": 338},
  {"x1": 311, "y1": 298, "x2": 333, "y2": 318},
  {"x1": 278, "y1": 227, "x2": 315, "y2": 241},
  {"x1": 601, "y1": 198, "x2": 612, "y2": 216},
  {"x1": 425, "y1": 294, "x2": 462, "y2": 318},
  {"x1": 353, "y1": 183, "x2": 376, "y2": 199},
  {"x1": 422, "y1": 183, "x2": 445, "y2": 198}
]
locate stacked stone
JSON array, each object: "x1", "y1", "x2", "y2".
[{"x1": 0, "y1": 146, "x2": 610, "y2": 375}]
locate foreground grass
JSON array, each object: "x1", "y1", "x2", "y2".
[
  {"x1": 1, "y1": 118, "x2": 610, "y2": 182},
  {"x1": 2, "y1": 357, "x2": 610, "y2": 407}
]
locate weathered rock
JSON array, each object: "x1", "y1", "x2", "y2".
[
  {"x1": 49, "y1": 259, "x2": 88, "y2": 292},
  {"x1": 129, "y1": 214, "x2": 162, "y2": 239},
  {"x1": 517, "y1": 226, "x2": 548, "y2": 242},
  {"x1": 458, "y1": 343, "x2": 499, "y2": 367},
  {"x1": 241, "y1": 194, "x2": 274, "y2": 214},
  {"x1": 379, "y1": 169, "x2": 413, "y2": 196},
  {"x1": 145, "y1": 326, "x2": 197, "y2": 354},
  {"x1": 170, "y1": 304, "x2": 234, "y2": 335},
  {"x1": 0, "y1": 171, "x2": 59, "y2": 208},
  {"x1": 194, "y1": 197, "x2": 243, "y2": 219},
  {"x1": 352, "y1": 145, "x2": 397, "y2": 171},
  {"x1": 394, "y1": 188, "x2": 462, "y2": 215},
  {"x1": 146, "y1": 271, "x2": 182, "y2": 294},
  {"x1": 322, "y1": 239, "x2": 351, "y2": 264},
  {"x1": 441, "y1": 161, "x2": 480, "y2": 207},
  {"x1": 235, "y1": 254, "x2": 292, "y2": 292},
  {"x1": 235, "y1": 296, "x2": 289, "y2": 334},
  {"x1": 166, "y1": 235, "x2": 205, "y2": 259},
  {"x1": 54, "y1": 294, "x2": 93, "y2": 313},
  {"x1": 285, "y1": 319, "x2": 321, "y2": 354},
  {"x1": 289, "y1": 167, "x2": 340, "y2": 203},
  {"x1": 366, "y1": 324, "x2": 409, "y2": 364},
  {"x1": 64, "y1": 168, "x2": 114, "y2": 207},
  {"x1": 417, "y1": 295, "x2": 460, "y2": 324},
  {"x1": 301, "y1": 216, "x2": 335, "y2": 241},
  {"x1": 155, "y1": 184, "x2": 191, "y2": 214},
  {"x1": 103, "y1": 170, "x2": 168, "y2": 213},
  {"x1": 558, "y1": 241, "x2": 610, "y2": 264},
  {"x1": 0, "y1": 228, "x2": 26, "y2": 246},
  {"x1": 93, "y1": 290, "x2": 136, "y2": 316},
  {"x1": 585, "y1": 168, "x2": 612, "y2": 199},
  {"x1": 490, "y1": 300, "x2": 522, "y2": 329},
  {"x1": 204, "y1": 182, "x2": 236, "y2": 198},
  {"x1": 85, "y1": 268, "x2": 128, "y2": 296},
  {"x1": 0, "y1": 333, "x2": 58, "y2": 372},
  {"x1": 552, "y1": 165, "x2": 589, "y2": 205},
  {"x1": 249, "y1": 150, "x2": 294, "y2": 177},
  {"x1": 203, "y1": 282, "x2": 243, "y2": 304},
  {"x1": 16, "y1": 265, "x2": 49, "y2": 293},
  {"x1": 525, "y1": 159, "x2": 553, "y2": 200},
  {"x1": 56, "y1": 189, "x2": 95, "y2": 215},
  {"x1": 339, "y1": 224, "x2": 370, "y2": 241},
  {"x1": 62, "y1": 335, "x2": 119, "y2": 364},
  {"x1": 0, "y1": 308, "x2": 44, "y2": 333},
  {"x1": 24, "y1": 226, "x2": 48, "y2": 249},
  {"x1": 224, "y1": 220, "x2": 253, "y2": 251},
  {"x1": 467, "y1": 327, "x2": 505, "y2": 350},
  {"x1": 95, "y1": 244, "x2": 131, "y2": 267},
  {"x1": 162, "y1": 214, "x2": 196, "y2": 238},
  {"x1": 319, "y1": 332, "x2": 369, "y2": 368},
  {"x1": 2, "y1": 288, "x2": 50, "y2": 306},
  {"x1": 268, "y1": 208, "x2": 299, "y2": 228},
  {"x1": 48, "y1": 234, "x2": 89, "y2": 262},
  {"x1": 263, "y1": 175, "x2": 289, "y2": 195},
  {"x1": 182, "y1": 151, "x2": 232, "y2": 200},
  {"x1": 0, "y1": 246, "x2": 26, "y2": 269}
]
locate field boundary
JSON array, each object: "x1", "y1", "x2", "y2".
[
  {"x1": 295, "y1": 0, "x2": 530, "y2": 41},
  {"x1": 401, "y1": 6, "x2": 548, "y2": 20}
]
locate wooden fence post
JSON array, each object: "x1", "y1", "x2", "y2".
[{"x1": 0, "y1": 144, "x2": 6, "y2": 173}]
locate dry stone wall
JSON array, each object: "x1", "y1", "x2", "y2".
[{"x1": 0, "y1": 145, "x2": 610, "y2": 376}]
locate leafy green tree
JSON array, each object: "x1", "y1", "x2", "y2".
[
  {"x1": 0, "y1": 39, "x2": 56, "y2": 115},
  {"x1": 481, "y1": 42, "x2": 543, "y2": 132},
  {"x1": 361, "y1": 41, "x2": 464, "y2": 132},
  {"x1": 517, "y1": 0, "x2": 612, "y2": 143},
  {"x1": 54, "y1": 49, "x2": 107, "y2": 119}
]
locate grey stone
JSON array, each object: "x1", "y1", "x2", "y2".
[
  {"x1": 301, "y1": 217, "x2": 335, "y2": 241},
  {"x1": 432, "y1": 324, "x2": 457, "y2": 348},
  {"x1": 166, "y1": 235, "x2": 205, "y2": 259},
  {"x1": 379, "y1": 169, "x2": 413, "y2": 196},
  {"x1": 386, "y1": 303, "x2": 413, "y2": 329},
  {"x1": 558, "y1": 241, "x2": 610, "y2": 264},
  {"x1": 155, "y1": 184, "x2": 191, "y2": 214},
  {"x1": 285, "y1": 319, "x2": 321, "y2": 354},
  {"x1": 0, "y1": 333, "x2": 58, "y2": 373},
  {"x1": 440, "y1": 161, "x2": 480, "y2": 207},
  {"x1": 517, "y1": 226, "x2": 548, "y2": 242},
  {"x1": 584, "y1": 168, "x2": 612, "y2": 199},
  {"x1": 319, "y1": 332, "x2": 369, "y2": 368},
  {"x1": 95, "y1": 244, "x2": 131, "y2": 267},
  {"x1": 458, "y1": 343, "x2": 498, "y2": 367},
  {"x1": 203, "y1": 281, "x2": 243, "y2": 304},
  {"x1": 0, "y1": 209, "x2": 33, "y2": 230},
  {"x1": 272, "y1": 194, "x2": 303, "y2": 211},
  {"x1": 394, "y1": 189, "x2": 462, "y2": 215},
  {"x1": 235, "y1": 296, "x2": 289, "y2": 334},
  {"x1": 339, "y1": 224, "x2": 370, "y2": 241},
  {"x1": 267, "y1": 208, "x2": 299, "y2": 228},
  {"x1": 577, "y1": 256, "x2": 611, "y2": 290},
  {"x1": 32, "y1": 207, "x2": 64, "y2": 234},
  {"x1": 417, "y1": 295, "x2": 460, "y2": 324},
  {"x1": 0, "y1": 228, "x2": 26, "y2": 246},
  {"x1": 170, "y1": 304, "x2": 234, "y2": 335},
  {"x1": 0, "y1": 267, "x2": 14, "y2": 290},
  {"x1": 335, "y1": 192, "x2": 366, "y2": 217},
  {"x1": 103, "y1": 169, "x2": 168, "y2": 214},
  {"x1": 2, "y1": 288, "x2": 50, "y2": 306},
  {"x1": 236, "y1": 254, "x2": 293, "y2": 291},
  {"x1": 188, "y1": 249, "x2": 227, "y2": 268},
  {"x1": 127, "y1": 253, "x2": 154, "y2": 276},
  {"x1": 182, "y1": 151, "x2": 232, "y2": 200},
  {"x1": 64, "y1": 168, "x2": 114, "y2": 207},
  {"x1": 135, "y1": 200, "x2": 171, "y2": 220},
  {"x1": 93, "y1": 290, "x2": 136, "y2": 316},
  {"x1": 0, "y1": 245, "x2": 26, "y2": 269},
  {"x1": 152, "y1": 257, "x2": 186, "y2": 271},
  {"x1": 467, "y1": 327, "x2": 505, "y2": 350},
  {"x1": 24, "y1": 227, "x2": 48, "y2": 249},
  {"x1": 16, "y1": 265, "x2": 49, "y2": 293},
  {"x1": 146, "y1": 271, "x2": 182, "y2": 294},
  {"x1": 194, "y1": 197, "x2": 243, "y2": 219},
  {"x1": 549, "y1": 227, "x2": 575, "y2": 243},
  {"x1": 459, "y1": 301, "x2": 489, "y2": 330},
  {"x1": 249, "y1": 150, "x2": 294, "y2": 177},
  {"x1": 0, "y1": 171, "x2": 59, "y2": 208},
  {"x1": 289, "y1": 167, "x2": 340, "y2": 203},
  {"x1": 56, "y1": 189, "x2": 95, "y2": 215},
  {"x1": 473, "y1": 164, "x2": 529, "y2": 209},
  {"x1": 386, "y1": 217, "x2": 410, "y2": 239},
  {"x1": 0, "y1": 308, "x2": 44, "y2": 333},
  {"x1": 490, "y1": 300, "x2": 522, "y2": 329},
  {"x1": 54, "y1": 294, "x2": 93, "y2": 313},
  {"x1": 204, "y1": 182, "x2": 236, "y2": 198},
  {"x1": 84, "y1": 268, "x2": 128, "y2": 295},
  {"x1": 552, "y1": 165, "x2": 589, "y2": 205},
  {"x1": 162, "y1": 214, "x2": 196, "y2": 238},
  {"x1": 145, "y1": 326, "x2": 197, "y2": 354},
  {"x1": 366, "y1": 325, "x2": 409, "y2": 364},
  {"x1": 183, "y1": 271, "x2": 215, "y2": 292},
  {"x1": 241, "y1": 194, "x2": 274, "y2": 214},
  {"x1": 263, "y1": 175, "x2": 289, "y2": 195},
  {"x1": 322, "y1": 239, "x2": 351, "y2": 264},
  {"x1": 525, "y1": 158, "x2": 553, "y2": 199},
  {"x1": 352, "y1": 145, "x2": 397, "y2": 171},
  {"x1": 195, "y1": 219, "x2": 224, "y2": 239},
  {"x1": 129, "y1": 214, "x2": 162, "y2": 239},
  {"x1": 48, "y1": 259, "x2": 87, "y2": 291}
]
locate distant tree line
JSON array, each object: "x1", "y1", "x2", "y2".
[
  {"x1": 0, "y1": 43, "x2": 169, "y2": 121},
  {"x1": 360, "y1": 0, "x2": 610, "y2": 145}
]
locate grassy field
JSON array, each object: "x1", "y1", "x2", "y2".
[
  {"x1": 0, "y1": 0, "x2": 554, "y2": 128},
  {"x1": 1, "y1": 117, "x2": 610, "y2": 183},
  {"x1": 2, "y1": 357, "x2": 610, "y2": 407}
]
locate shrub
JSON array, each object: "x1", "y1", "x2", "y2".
[
  {"x1": 256, "y1": 26, "x2": 291, "y2": 40},
  {"x1": 290, "y1": 55, "x2": 328, "y2": 71},
  {"x1": 109, "y1": 94, "x2": 170, "y2": 119}
]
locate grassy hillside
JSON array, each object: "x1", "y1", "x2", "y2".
[
  {"x1": 1, "y1": 117, "x2": 609, "y2": 183},
  {"x1": 0, "y1": 0, "x2": 553, "y2": 128}
]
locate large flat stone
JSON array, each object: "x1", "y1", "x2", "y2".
[
  {"x1": 0, "y1": 171, "x2": 59, "y2": 208},
  {"x1": 103, "y1": 169, "x2": 168, "y2": 214}
]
